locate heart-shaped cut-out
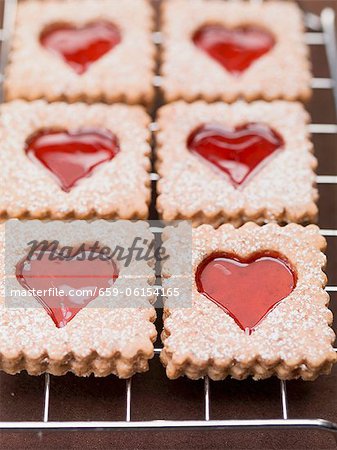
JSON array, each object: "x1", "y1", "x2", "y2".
[
  {"x1": 25, "y1": 128, "x2": 120, "y2": 192},
  {"x1": 40, "y1": 20, "x2": 121, "y2": 74},
  {"x1": 196, "y1": 253, "x2": 296, "y2": 333},
  {"x1": 16, "y1": 249, "x2": 118, "y2": 328},
  {"x1": 193, "y1": 25, "x2": 275, "y2": 74},
  {"x1": 187, "y1": 123, "x2": 284, "y2": 187}
]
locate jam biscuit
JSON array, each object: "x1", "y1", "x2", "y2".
[
  {"x1": 0, "y1": 100, "x2": 151, "y2": 219},
  {"x1": 161, "y1": 0, "x2": 311, "y2": 103},
  {"x1": 0, "y1": 220, "x2": 157, "y2": 377},
  {"x1": 161, "y1": 222, "x2": 336, "y2": 381},
  {"x1": 5, "y1": 0, "x2": 155, "y2": 105},
  {"x1": 156, "y1": 101, "x2": 317, "y2": 226}
]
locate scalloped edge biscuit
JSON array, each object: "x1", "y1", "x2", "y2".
[
  {"x1": 5, "y1": 0, "x2": 155, "y2": 105},
  {"x1": 161, "y1": 0, "x2": 311, "y2": 103},
  {"x1": 0, "y1": 100, "x2": 152, "y2": 219},
  {"x1": 156, "y1": 100, "x2": 318, "y2": 226},
  {"x1": 161, "y1": 223, "x2": 336, "y2": 381},
  {"x1": 0, "y1": 220, "x2": 157, "y2": 378}
]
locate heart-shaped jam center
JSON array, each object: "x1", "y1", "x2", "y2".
[
  {"x1": 40, "y1": 21, "x2": 121, "y2": 74},
  {"x1": 25, "y1": 128, "x2": 119, "y2": 192},
  {"x1": 16, "y1": 249, "x2": 118, "y2": 328},
  {"x1": 187, "y1": 123, "x2": 284, "y2": 187},
  {"x1": 196, "y1": 253, "x2": 296, "y2": 333},
  {"x1": 193, "y1": 25, "x2": 275, "y2": 74}
]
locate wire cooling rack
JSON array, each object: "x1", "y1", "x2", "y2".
[{"x1": 0, "y1": 0, "x2": 337, "y2": 438}]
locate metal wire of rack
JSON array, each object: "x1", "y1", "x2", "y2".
[{"x1": 0, "y1": 0, "x2": 337, "y2": 437}]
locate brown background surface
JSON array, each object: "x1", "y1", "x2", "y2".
[{"x1": 0, "y1": 0, "x2": 337, "y2": 449}]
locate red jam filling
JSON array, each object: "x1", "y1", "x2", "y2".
[
  {"x1": 16, "y1": 250, "x2": 118, "y2": 328},
  {"x1": 193, "y1": 25, "x2": 275, "y2": 74},
  {"x1": 40, "y1": 21, "x2": 121, "y2": 74},
  {"x1": 25, "y1": 128, "x2": 119, "y2": 192},
  {"x1": 195, "y1": 253, "x2": 296, "y2": 333},
  {"x1": 187, "y1": 123, "x2": 284, "y2": 188}
]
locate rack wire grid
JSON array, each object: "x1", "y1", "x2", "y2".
[{"x1": 0, "y1": 0, "x2": 337, "y2": 439}]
